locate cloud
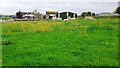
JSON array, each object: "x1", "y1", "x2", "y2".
[
  {"x1": 0, "y1": 0, "x2": 118, "y2": 15},
  {"x1": 4, "y1": 0, "x2": 120, "y2": 2}
]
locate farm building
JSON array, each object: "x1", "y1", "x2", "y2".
[
  {"x1": 16, "y1": 11, "x2": 35, "y2": 20},
  {"x1": 96, "y1": 12, "x2": 119, "y2": 17},
  {"x1": 33, "y1": 10, "x2": 44, "y2": 19},
  {"x1": 46, "y1": 11, "x2": 77, "y2": 20},
  {"x1": 15, "y1": 10, "x2": 78, "y2": 20},
  {"x1": 97, "y1": 12, "x2": 113, "y2": 16},
  {"x1": 15, "y1": 10, "x2": 44, "y2": 20},
  {"x1": 23, "y1": 13, "x2": 34, "y2": 20},
  {"x1": 46, "y1": 11, "x2": 58, "y2": 20},
  {"x1": 57, "y1": 11, "x2": 77, "y2": 20}
]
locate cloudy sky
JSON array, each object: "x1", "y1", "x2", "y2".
[{"x1": 0, "y1": 0, "x2": 119, "y2": 15}]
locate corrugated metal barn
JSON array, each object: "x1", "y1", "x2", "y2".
[{"x1": 57, "y1": 11, "x2": 77, "y2": 20}]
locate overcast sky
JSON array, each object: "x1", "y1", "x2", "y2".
[{"x1": 0, "y1": 0, "x2": 119, "y2": 15}]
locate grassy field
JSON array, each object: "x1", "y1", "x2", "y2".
[{"x1": 2, "y1": 18, "x2": 118, "y2": 66}]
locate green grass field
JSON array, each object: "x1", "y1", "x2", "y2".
[{"x1": 2, "y1": 18, "x2": 118, "y2": 66}]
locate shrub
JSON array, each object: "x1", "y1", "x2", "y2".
[{"x1": 2, "y1": 40, "x2": 12, "y2": 45}]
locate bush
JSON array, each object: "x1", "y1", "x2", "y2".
[
  {"x1": 81, "y1": 11, "x2": 96, "y2": 18},
  {"x1": 2, "y1": 40, "x2": 12, "y2": 45}
]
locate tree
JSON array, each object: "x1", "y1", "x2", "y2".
[
  {"x1": 81, "y1": 11, "x2": 95, "y2": 18},
  {"x1": 16, "y1": 11, "x2": 23, "y2": 19},
  {"x1": 87, "y1": 11, "x2": 92, "y2": 16},
  {"x1": 81, "y1": 12, "x2": 87, "y2": 18},
  {"x1": 115, "y1": 6, "x2": 120, "y2": 14},
  {"x1": 92, "y1": 13, "x2": 95, "y2": 16}
]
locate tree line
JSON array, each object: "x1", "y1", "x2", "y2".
[{"x1": 81, "y1": 11, "x2": 95, "y2": 18}]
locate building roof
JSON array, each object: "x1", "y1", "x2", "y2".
[
  {"x1": 46, "y1": 11, "x2": 59, "y2": 14},
  {"x1": 59, "y1": 11, "x2": 77, "y2": 14}
]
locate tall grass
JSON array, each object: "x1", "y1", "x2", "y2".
[
  {"x1": 1, "y1": 18, "x2": 118, "y2": 66},
  {"x1": 0, "y1": 23, "x2": 2, "y2": 67}
]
